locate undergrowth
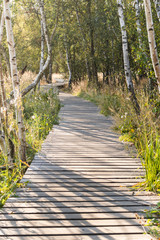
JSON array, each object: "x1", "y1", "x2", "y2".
[
  {"x1": 73, "y1": 81, "x2": 160, "y2": 192},
  {"x1": 0, "y1": 89, "x2": 60, "y2": 206},
  {"x1": 72, "y1": 81, "x2": 160, "y2": 238}
]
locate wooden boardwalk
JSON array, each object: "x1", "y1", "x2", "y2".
[{"x1": 0, "y1": 93, "x2": 159, "y2": 240}]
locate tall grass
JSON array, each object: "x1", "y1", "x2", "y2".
[
  {"x1": 73, "y1": 82, "x2": 160, "y2": 192},
  {"x1": 0, "y1": 88, "x2": 60, "y2": 206}
]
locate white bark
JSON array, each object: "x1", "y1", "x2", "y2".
[
  {"x1": 3, "y1": 0, "x2": 26, "y2": 162},
  {"x1": 0, "y1": 12, "x2": 4, "y2": 43},
  {"x1": 0, "y1": 12, "x2": 11, "y2": 75},
  {"x1": 117, "y1": 0, "x2": 140, "y2": 113},
  {"x1": 0, "y1": 12, "x2": 13, "y2": 164},
  {"x1": 153, "y1": 0, "x2": 160, "y2": 21},
  {"x1": 38, "y1": 9, "x2": 45, "y2": 89},
  {"x1": 21, "y1": 0, "x2": 58, "y2": 96},
  {"x1": 144, "y1": 0, "x2": 160, "y2": 92},
  {"x1": 134, "y1": 0, "x2": 142, "y2": 47},
  {"x1": 117, "y1": 0, "x2": 133, "y2": 90},
  {"x1": 40, "y1": 21, "x2": 44, "y2": 72}
]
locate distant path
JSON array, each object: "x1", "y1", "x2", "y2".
[{"x1": 1, "y1": 92, "x2": 159, "y2": 240}]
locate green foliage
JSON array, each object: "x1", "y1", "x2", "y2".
[
  {"x1": 75, "y1": 84, "x2": 160, "y2": 192},
  {"x1": 78, "y1": 89, "x2": 121, "y2": 116},
  {"x1": 23, "y1": 90, "x2": 60, "y2": 154},
  {"x1": 0, "y1": 89, "x2": 60, "y2": 206},
  {"x1": 144, "y1": 202, "x2": 160, "y2": 239}
]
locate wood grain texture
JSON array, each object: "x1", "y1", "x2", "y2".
[{"x1": 2, "y1": 92, "x2": 158, "y2": 240}]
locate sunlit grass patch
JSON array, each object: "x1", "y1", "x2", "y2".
[
  {"x1": 73, "y1": 82, "x2": 160, "y2": 192},
  {"x1": 0, "y1": 88, "x2": 60, "y2": 206}
]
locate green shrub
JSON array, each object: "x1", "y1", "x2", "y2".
[
  {"x1": 76, "y1": 85, "x2": 160, "y2": 192},
  {"x1": 0, "y1": 89, "x2": 60, "y2": 205}
]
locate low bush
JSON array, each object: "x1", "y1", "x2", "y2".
[
  {"x1": 73, "y1": 83, "x2": 160, "y2": 192},
  {"x1": 0, "y1": 89, "x2": 60, "y2": 206}
]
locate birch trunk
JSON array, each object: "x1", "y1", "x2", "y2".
[
  {"x1": 3, "y1": 0, "x2": 26, "y2": 162},
  {"x1": 38, "y1": 12, "x2": 45, "y2": 89},
  {"x1": 48, "y1": 52, "x2": 52, "y2": 84},
  {"x1": 134, "y1": 0, "x2": 142, "y2": 47},
  {"x1": 22, "y1": 0, "x2": 58, "y2": 96},
  {"x1": 153, "y1": 0, "x2": 160, "y2": 21},
  {"x1": 62, "y1": 3, "x2": 72, "y2": 88},
  {"x1": 65, "y1": 45, "x2": 72, "y2": 88},
  {"x1": 0, "y1": 11, "x2": 14, "y2": 164},
  {"x1": 86, "y1": 0, "x2": 98, "y2": 84},
  {"x1": 117, "y1": 0, "x2": 140, "y2": 114},
  {"x1": 0, "y1": 62, "x2": 15, "y2": 164},
  {"x1": 0, "y1": 12, "x2": 4, "y2": 43},
  {"x1": 144, "y1": 0, "x2": 160, "y2": 92}
]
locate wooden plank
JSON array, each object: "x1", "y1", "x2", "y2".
[
  {"x1": 0, "y1": 226, "x2": 145, "y2": 236},
  {"x1": 12, "y1": 191, "x2": 155, "y2": 198},
  {"x1": 7, "y1": 196, "x2": 159, "y2": 202},
  {"x1": 0, "y1": 219, "x2": 145, "y2": 227},
  {"x1": 27, "y1": 166, "x2": 144, "y2": 173},
  {"x1": 1, "y1": 206, "x2": 150, "y2": 214},
  {"x1": 30, "y1": 163, "x2": 142, "y2": 167},
  {"x1": 4, "y1": 201, "x2": 156, "y2": 208},
  {"x1": 25, "y1": 171, "x2": 144, "y2": 175},
  {"x1": 0, "y1": 212, "x2": 146, "y2": 220},
  {"x1": 2, "y1": 92, "x2": 157, "y2": 240},
  {"x1": 20, "y1": 178, "x2": 143, "y2": 183},
  {"x1": 20, "y1": 182, "x2": 140, "y2": 187},
  {"x1": 22, "y1": 174, "x2": 143, "y2": 178},
  {"x1": 16, "y1": 186, "x2": 134, "y2": 192},
  {"x1": 0, "y1": 234, "x2": 152, "y2": 240}
]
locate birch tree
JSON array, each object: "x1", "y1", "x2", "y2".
[
  {"x1": 21, "y1": 0, "x2": 58, "y2": 96},
  {"x1": 153, "y1": 0, "x2": 160, "y2": 21},
  {"x1": 38, "y1": 1, "x2": 45, "y2": 89},
  {"x1": 134, "y1": 0, "x2": 143, "y2": 48},
  {"x1": 144, "y1": 0, "x2": 160, "y2": 92},
  {"x1": 117, "y1": 0, "x2": 140, "y2": 113},
  {"x1": 3, "y1": 0, "x2": 26, "y2": 162},
  {"x1": 62, "y1": 1, "x2": 72, "y2": 88}
]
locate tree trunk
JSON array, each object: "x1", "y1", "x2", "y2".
[
  {"x1": 0, "y1": 62, "x2": 15, "y2": 164},
  {"x1": 0, "y1": 12, "x2": 10, "y2": 75},
  {"x1": 117, "y1": 0, "x2": 140, "y2": 114},
  {"x1": 66, "y1": 46, "x2": 72, "y2": 88},
  {"x1": 0, "y1": 11, "x2": 14, "y2": 164},
  {"x1": 153, "y1": 0, "x2": 160, "y2": 21},
  {"x1": 21, "y1": 0, "x2": 58, "y2": 96},
  {"x1": 0, "y1": 11, "x2": 4, "y2": 43},
  {"x1": 86, "y1": 0, "x2": 98, "y2": 84},
  {"x1": 134, "y1": 0, "x2": 143, "y2": 48},
  {"x1": 144, "y1": 0, "x2": 160, "y2": 92},
  {"x1": 48, "y1": 52, "x2": 52, "y2": 84},
  {"x1": 75, "y1": 1, "x2": 92, "y2": 82},
  {"x1": 3, "y1": 0, "x2": 26, "y2": 162},
  {"x1": 62, "y1": 3, "x2": 72, "y2": 88},
  {"x1": 38, "y1": 10, "x2": 45, "y2": 89}
]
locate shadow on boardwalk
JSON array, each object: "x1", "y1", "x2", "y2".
[{"x1": 0, "y1": 93, "x2": 156, "y2": 240}]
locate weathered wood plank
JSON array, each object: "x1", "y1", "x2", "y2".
[
  {"x1": 0, "y1": 219, "x2": 145, "y2": 227},
  {"x1": 6, "y1": 196, "x2": 159, "y2": 202},
  {"x1": 3, "y1": 92, "x2": 158, "y2": 240},
  {"x1": 0, "y1": 212, "x2": 146, "y2": 220},
  {"x1": 0, "y1": 235, "x2": 152, "y2": 240},
  {"x1": 0, "y1": 226, "x2": 145, "y2": 236},
  {"x1": 13, "y1": 191, "x2": 152, "y2": 198},
  {"x1": 15, "y1": 186, "x2": 135, "y2": 192},
  {"x1": 4, "y1": 201, "x2": 156, "y2": 208},
  {"x1": 1, "y1": 206, "x2": 150, "y2": 214}
]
